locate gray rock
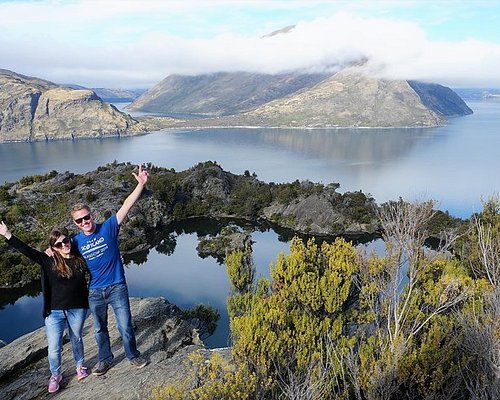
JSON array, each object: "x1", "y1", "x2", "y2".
[
  {"x1": 182, "y1": 163, "x2": 232, "y2": 204},
  {"x1": 263, "y1": 189, "x2": 378, "y2": 236},
  {"x1": 0, "y1": 297, "x2": 229, "y2": 400},
  {"x1": 197, "y1": 226, "x2": 253, "y2": 260}
]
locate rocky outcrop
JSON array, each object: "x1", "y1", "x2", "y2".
[
  {"x1": 0, "y1": 69, "x2": 148, "y2": 142},
  {"x1": 197, "y1": 226, "x2": 253, "y2": 261},
  {"x1": 0, "y1": 297, "x2": 230, "y2": 399},
  {"x1": 127, "y1": 68, "x2": 471, "y2": 128},
  {"x1": 263, "y1": 184, "x2": 378, "y2": 235}
]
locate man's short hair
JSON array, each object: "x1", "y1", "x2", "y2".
[{"x1": 71, "y1": 203, "x2": 91, "y2": 216}]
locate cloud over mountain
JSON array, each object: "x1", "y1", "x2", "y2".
[{"x1": 1, "y1": 1, "x2": 500, "y2": 88}]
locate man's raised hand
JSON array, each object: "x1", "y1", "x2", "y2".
[{"x1": 133, "y1": 164, "x2": 148, "y2": 186}]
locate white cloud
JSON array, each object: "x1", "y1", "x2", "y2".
[{"x1": 1, "y1": 2, "x2": 500, "y2": 88}]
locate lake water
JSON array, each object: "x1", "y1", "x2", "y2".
[{"x1": 0, "y1": 99, "x2": 499, "y2": 348}]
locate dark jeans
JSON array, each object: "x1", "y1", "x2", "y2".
[{"x1": 88, "y1": 283, "x2": 140, "y2": 362}]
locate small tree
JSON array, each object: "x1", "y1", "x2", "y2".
[
  {"x1": 355, "y1": 199, "x2": 473, "y2": 398},
  {"x1": 183, "y1": 304, "x2": 220, "y2": 341},
  {"x1": 464, "y1": 196, "x2": 500, "y2": 287}
]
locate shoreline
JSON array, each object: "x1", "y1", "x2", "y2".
[{"x1": 0, "y1": 121, "x2": 448, "y2": 144}]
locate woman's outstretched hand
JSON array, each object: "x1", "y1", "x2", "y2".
[{"x1": 0, "y1": 221, "x2": 12, "y2": 240}]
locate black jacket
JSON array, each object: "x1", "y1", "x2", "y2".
[{"x1": 7, "y1": 235, "x2": 89, "y2": 318}]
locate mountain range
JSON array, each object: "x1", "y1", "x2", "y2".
[
  {"x1": 125, "y1": 68, "x2": 473, "y2": 128},
  {"x1": 61, "y1": 84, "x2": 146, "y2": 102},
  {"x1": 0, "y1": 64, "x2": 474, "y2": 142}
]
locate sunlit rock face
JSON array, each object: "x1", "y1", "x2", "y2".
[{"x1": 0, "y1": 69, "x2": 146, "y2": 142}]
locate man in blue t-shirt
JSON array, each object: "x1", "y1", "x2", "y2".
[{"x1": 71, "y1": 164, "x2": 149, "y2": 376}]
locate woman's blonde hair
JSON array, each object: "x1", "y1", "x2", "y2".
[{"x1": 49, "y1": 229, "x2": 87, "y2": 278}]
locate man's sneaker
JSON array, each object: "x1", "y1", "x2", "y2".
[
  {"x1": 92, "y1": 361, "x2": 112, "y2": 376},
  {"x1": 48, "y1": 374, "x2": 62, "y2": 393},
  {"x1": 76, "y1": 365, "x2": 88, "y2": 380},
  {"x1": 130, "y1": 356, "x2": 148, "y2": 369}
]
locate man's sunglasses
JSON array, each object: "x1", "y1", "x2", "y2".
[
  {"x1": 53, "y1": 237, "x2": 70, "y2": 249},
  {"x1": 74, "y1": 214, "x2": 91, "y2": 224}
]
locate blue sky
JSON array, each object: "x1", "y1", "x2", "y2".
[{"x1": 1, "y1": 0, "x2": 500, "y2": 88}]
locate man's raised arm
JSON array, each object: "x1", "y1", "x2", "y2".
[{"x1": 116, "y1": 165, "x2": 149, "y2": 225}]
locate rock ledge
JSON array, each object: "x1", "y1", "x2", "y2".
[{"x1": 0, "y1": 297, "x2": 229, "y2": 399}]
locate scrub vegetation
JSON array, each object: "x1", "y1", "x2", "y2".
[{"x1": 154, "y1": 197, "x2": 500, "y2": 400}]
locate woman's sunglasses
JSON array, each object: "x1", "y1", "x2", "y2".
[
  {"x1": 73, "y1": 214, "x2": 91, "y2": 224},
  {"x1": 53, "y1": 237, "x2": 70, "y2": 249}
]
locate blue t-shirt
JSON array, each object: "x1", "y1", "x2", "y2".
[{"x1": 73, "y1": 215, "x2": 125, "y2": 289}]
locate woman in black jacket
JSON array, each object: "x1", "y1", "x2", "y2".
[{"x1": 0, "y1": 221, "x2": 89, "y2": 393}]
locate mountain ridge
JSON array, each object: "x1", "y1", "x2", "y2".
[{"x1": 126, "y1": 68, "x2": 472, "y2": 128}]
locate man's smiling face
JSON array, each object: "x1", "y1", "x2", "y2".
[{"x1": 72, "y1": 209, "x2": 95, "y2": 235}]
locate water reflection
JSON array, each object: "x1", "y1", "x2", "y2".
[
  {"x1": 0, "y1": 282, "x2": 43, "y2": 343},
  {"x1": 223, "y1": 127, "x2": 438, "y2": 167}
]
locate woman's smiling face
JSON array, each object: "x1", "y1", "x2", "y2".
[{"x1": 52, "y1": 235, "x2": 71, "y2": 257}]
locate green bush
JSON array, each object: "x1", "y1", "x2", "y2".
[{"x1": 0, "y1": 186, "x2": 11, "y2": 202}]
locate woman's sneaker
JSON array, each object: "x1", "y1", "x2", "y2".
[
  {"x1": 76, "y1": 365, "x2": 88, "y2": 380},
  {"x1": 48, "y1": 374, "x2": 62, "y2": 393}
]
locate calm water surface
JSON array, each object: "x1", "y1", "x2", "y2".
[
  {"x1": 0, "y1": 99, "x2": 498, "y2": 347},
  {"x1": 1, "y1": 100, "x2": 499, "y2": 217}
]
